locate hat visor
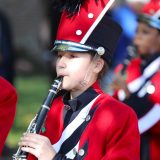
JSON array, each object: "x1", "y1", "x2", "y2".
[{"x1": 51, "y1": 40, "x2": 97, "y2": 53}]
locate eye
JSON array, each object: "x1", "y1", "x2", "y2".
[
  {"x1": 142, "y1": 28, "x2": 150, "y2": 35},
  {"x1": 57, "y1": 53, "x2": 63, "y2": 58},
  {"x1": 57, "y1": 54, "x2": 62, "y2": 58},
  {"x1": 69, "y1": 54, "x2": 77, "y2": 58}
]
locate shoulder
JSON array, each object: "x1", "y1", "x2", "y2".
[
  {"x1": 92, "y1": 94, "x2": 139, "y2": 134},
  {"x1": 95, "y1": 93, "x2": 138, "y2": 120}
]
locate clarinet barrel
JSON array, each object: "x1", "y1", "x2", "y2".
[{"x1": 12, "y1": 76, "x2": 63, "y2": 160}]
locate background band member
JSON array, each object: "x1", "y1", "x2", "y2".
[
  {"x1": 111, "y1": 0, "x2": 160, "y2": 159},
  {"x1": 0, "y1": 76, "x2": 17, "y2": 154}
]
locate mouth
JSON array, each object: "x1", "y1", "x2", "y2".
[{"x1": 57, "y1": 73, "x2": 67, "y2": 78}]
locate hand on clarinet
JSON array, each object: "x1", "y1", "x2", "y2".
[{"x1": 19, "y1": 133, "x2": 56, "y2": 160}]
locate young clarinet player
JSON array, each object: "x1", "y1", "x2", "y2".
[{"x1": 19, "y1": 0, "x2": 140, "y2": 159}]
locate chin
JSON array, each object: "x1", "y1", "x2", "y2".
[
  {"x1": 61, "y1": 81, "x2": 72, "y2": 91},
  {"x1": 138, "y1": 52, "x2": 150, "y2": 60}
]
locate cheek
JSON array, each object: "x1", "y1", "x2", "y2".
[
  {"x1": 69, "y1": 63, "x2": 89, "y2": 80},
  {"x1": 71, "y1": 58, "x2": 90, "y2": 74},
  {"x1": 55, "y1": 61, "x2": 59, "y2": 72},
  {"x1": 144, "y1": 38, "x2": 157, "y2": 51},
  {"x1": 135, "y1": 36, "x2": 157, "y2": 54},
  {"x1": 62, "y1": 61, "x2": 90, "y2": 89}
]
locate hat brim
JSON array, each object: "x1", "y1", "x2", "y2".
[
  {"x1": 52, "y1": 40, "x2": 97, "y2": 54},
  {"x1": 138, "y1": 14, "x2": 160, "y2": 30}
]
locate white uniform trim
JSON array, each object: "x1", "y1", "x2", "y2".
[
  {"x1": 80, "y1": 0, "x2": 115, "y2": 44},
  {"x1": 138, "y1": 103, "x2": 160, "y2": 134},
  {"x1": 128, "y1": 57, "x2": 160, "y2": 93},
  {"x1": 66, "y1": 142, "x2": 79, "y2": 159},
  {"x1": 52, "y1": 95, "x2": 100, "y2": 158},
  {"x1": 118, "y1": 57, "x2": 160, "y2": 100},
  {"x1": 137, "y1": 81, "x2": 151, "y2": 98},
  {"x1": 127, "y1": 76, "x2": 146, "y2": 93},
  {"x1": 118, "y1": 89, "x2": 126, "y2": 101},
  {"x1": 154, "y1": 10, "x2": 160, "y2": 19},
  {"x1": 126, "y1": 0, "x2": 150, "y2": 3}
]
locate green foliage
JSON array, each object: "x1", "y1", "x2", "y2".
[{"x1": 6, "y1": 75, "x2": 50, "y2": 148}]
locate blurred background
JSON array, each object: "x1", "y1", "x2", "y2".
[{"x1": 0, "y1": 0, "x2": 61, "y2": 158}]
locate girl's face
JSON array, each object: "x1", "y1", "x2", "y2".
[
  {"x1": 133, "y1": 22, "x2": 160, "y2": 57},
  {"x1": 56, "y1": 52, "x2": 99, "y2": 92}
]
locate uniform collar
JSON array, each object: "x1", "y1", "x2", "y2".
[
  {"x1": 63, "y1": 81, "x2": 103, "y2": 112},
  {"x1": 140, "y1": 53, "x2": 160, "y2": 71}
]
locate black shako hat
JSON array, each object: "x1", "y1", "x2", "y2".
[{"x1": 52, "y1": 0, "x2": 122, "y2": 65}]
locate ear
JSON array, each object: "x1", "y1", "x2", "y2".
[{"x1": 94, "y1": 58, "x2": 104, "y2": 74}]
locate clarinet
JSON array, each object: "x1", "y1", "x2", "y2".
[{"x1": 12, "y1": 76, "x2": 63, "y2": 160}]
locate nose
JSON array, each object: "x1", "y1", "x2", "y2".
[
  {"x1": 56, "y1": 56, "x2": 66, "y2": 69},
  {"x1": 133, "y1": 34, "x2": 140, "y2": 47}
]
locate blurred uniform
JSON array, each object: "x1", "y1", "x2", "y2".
[
  {"x1": 0, "y1": 76, "x2": 17, "y2": 154},
  {"x1": 112, "y1": 0, "x2": 160, "y2": 160}
]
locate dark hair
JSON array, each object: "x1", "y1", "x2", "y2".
[
  {"x1": 97, "y1": 61, "x2": 109, "y2": 80},
  {"x1": 89, "y1": 52, "x2": 109, "y2": 80}
]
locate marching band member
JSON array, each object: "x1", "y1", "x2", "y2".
[
  {"x1": 111, "y1": 0, "x2": 160, "y2": 159},
  {"x1": 19, "y1": 0, "x2": 140, "y2": 159},
  {"x1": 0, "y1": 76, "x2": 17, "y2": 154}
]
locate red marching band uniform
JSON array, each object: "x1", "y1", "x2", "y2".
[
  {"x1": 114, "y1": 0, "x2": 160, "y2": 160},
  {"x1": 0, "y1": 76, "x2": 17, "y2": 154},
  {"x1": 27, "y1": 82, "x2": 140, "y2": 160},
  {"x1": 27, "y1": 0, "x2": 140, "y2": 159}
]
